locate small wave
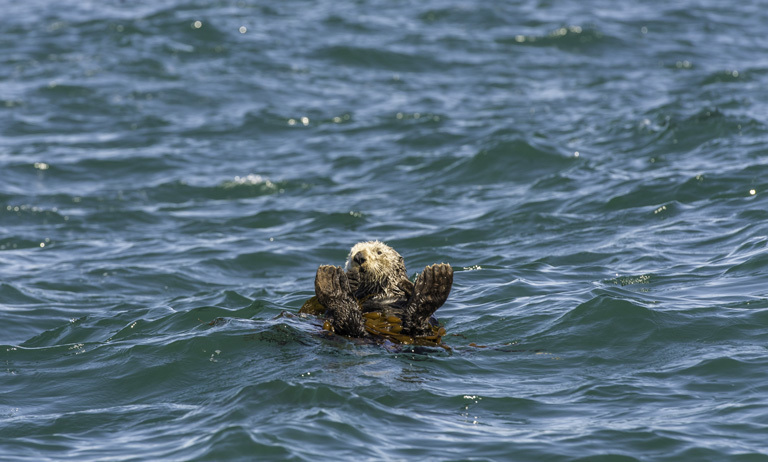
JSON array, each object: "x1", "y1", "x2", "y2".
[
  {"x1": 0, "y1": 235, "x2": 53, "y2": 251},
  {"x1": 603, "y1": 160, "x2": 766, "y2": 213},
  {"x1": 418, "y1": 6, "x2": 511, "y2": 29},
  {"x1": 223, "y1": 209, "x2": 313, "y2": 230},
  {"x1": 57, "y1": 155, "x2": 176, "y2": 181},
  {"x1": 446, "y1": 138, "x2": 572, "y2": 185},
  {"x1": 107, "y1": 302, "x2": 268, "y2": 342},
  {"x1": 316, "y1": 45, "x2": 448, "y2": 72},
  {"x1": 724, "y1": 251, "x2": 768, "y2": 278},
  {"x1": 527, "y1": 294, "x2": 661, "y2": 351},
  {"x1": 203, "y1": 251, "x2": 303, "y2": 278},
  {"x1": 700, "y1": 68, "x2": 751, "y2": 85},
  {"x1": 0, "y1": 283, "x2": 45, "y2": 304},
  {"x1": 675, "y1": 356, "x2": 765, "y2": 381},
  {"x1": 605, "y1": 274, "x2": 653, "y2": 287},
  {"x1": 221, "y1": 108, "x2": 323, "y2": 137},
  {"x1": 143, "y1": 175, "x2": 291, "y2": 204},
  {"x1": 497, "y1": 25, "x2": 610, "y2": 51},
  {"x1": 39, "y1": 83, "x2": 97, "y2": 98}
]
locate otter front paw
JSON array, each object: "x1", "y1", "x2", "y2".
[
  {"x1": 315, "y1": 265, "x2": 350, "y2": 307},
  {"x1": 403, "y1": 263, "x2": 453, "y2": 335},
  {"x1": 314, "y1": 265, "x2": 366, "y2": 337}
]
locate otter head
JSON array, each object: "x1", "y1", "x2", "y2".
[{"x1": 344, "y1": 240, "x2": 407, "y2": 297}]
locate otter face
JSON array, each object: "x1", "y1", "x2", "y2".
[{"x1": 344, "y1": 240, "x2": 406, "y2": 290}]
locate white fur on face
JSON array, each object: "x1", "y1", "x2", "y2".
[{"x1": 344, "y1": 240, "x2": 404, "y2": 285}]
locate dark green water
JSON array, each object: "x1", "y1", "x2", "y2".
[{"x1": 2, "y1": 0, "x2": 768, "y2": 460}]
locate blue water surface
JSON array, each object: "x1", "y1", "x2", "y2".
[{"x1": 2, "y1": 0, "x2": 768, "y2": 460}]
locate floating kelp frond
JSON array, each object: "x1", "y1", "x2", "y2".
[
  {"x1": 299, "y1": 296, "x2": 326, "y2": 316},
  {"x1": 299, "y1": 296, "x2": 448, "y2": 349}
]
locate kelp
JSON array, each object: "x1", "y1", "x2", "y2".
[{"x1": 299, "y1": 296, "x2": 448, "y2": 349}]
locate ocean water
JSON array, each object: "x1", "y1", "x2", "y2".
[{"x1": 2, "y1": 0, "x2": 768, "y2": 460}]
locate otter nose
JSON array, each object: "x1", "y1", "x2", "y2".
[{"x1": 353, "y1": 251, "x2": 366, "y2": 266}]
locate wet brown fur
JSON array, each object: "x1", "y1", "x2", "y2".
[{"x1": 314, "y1": 241, "x2": 453, "y2": 337}]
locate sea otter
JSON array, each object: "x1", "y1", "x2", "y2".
[{"x1": 307, "y1": 241, "x2": 453, "y2": 340}]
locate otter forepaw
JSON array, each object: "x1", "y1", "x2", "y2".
[
  {"x1": 315, "y1": 265, "x2": 350, "y2": 306},
  {"x1": 403, "y1": 263, "x2": 453, "y2": 336},
  {"x1": 314, "y1": 265, "x2": 366, "y2": 337}
]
